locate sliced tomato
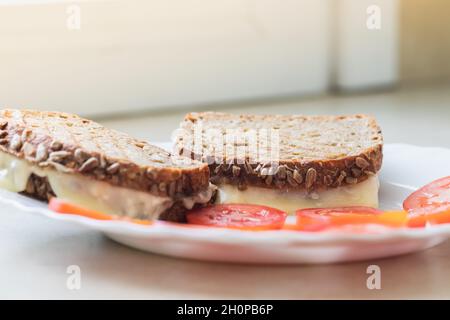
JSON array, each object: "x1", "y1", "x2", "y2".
[
  {"x1": 403, "y1": 176, "x2": 450, "y2": 227},
  {"x1": 282, "y1": 223, "x2": 302, "y2": 231},
  {"x1": 296, "y1": 206, "x2": 382, "y2": 231},
  {"x1": 186, "y1": 204, "x2": 287, "y2": 230},
  {"x1": 295, "y1": 206, "x2": 407, "y2": 231},
  {"x1": 48, "y1": 198, "x2": 152, "y2": 225}
]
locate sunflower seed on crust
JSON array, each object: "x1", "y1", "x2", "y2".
[
  {"x1": 324, "y1": 175, "x2": 333, "y2": 186},
  {"x1": 99, "y1": 155, "x2": 107, "y2": 168},
  {"x1": 74, "y1": 148, "x2": 90, "y2": 163},
  {"x1": 276, "y1": 165, "x2": 287, "y2": 180},
  {"x1": 35, "y1": 143, "x2": 48, "y2": 162},
  {"x1": 22, "y1": 142, "x2": 35, "y2": 157},
  {"x1": 305, "y1": 168, "x2": 317, "y2": 189},
  {"x1": 0, "y1": 138, "x2": 8, "y2": 145},
  {"x1": 106, "y1": 162, "x2": 120, "y2": 174},
  {"x1": 79, "y1": 157, "x2": 99, "y2": 173},
  {"x1": 286, "y1": 171, "x2": 298, "y2": 187},
  {"x1": 158, "y1": 182, "x2": 167, "y2": 192},
  {"x1": 0, "y1": 121, "x2": 7, "y2": 130},
  {"x1": 336, "y1": 170, "x2": 347, "y2": 186},
  {"x1": 260, "y1": 167, "x2": 269, "y2": 177},
  {"x1": 351, "y1": 168, "x2": 362, "y2": 178},
  {"x1": 293, "y1": 169, "x2": 303, "y2": 184},
  {"x1": 0, "y1": 131, "x2": 7, "y2": 138},
  {"x1": 50, "y1": 141, "x2": 63, "y2": 151},
  {"x1": 214, "y1": 164, "x2": 223, "y2": 174},
  {"x1": 355, "y1": 157, "x2": 370, "y2": 169},
  {"x1": 344, "y1": 159, "x2": 353, "y2": 168},
  {"x1": 21, "y1": 129, "x2": 32, "y2": 142},
  {"x1": 49, "y1": 150, "x2": 70, "y2": 162},
  {"x1": 244, "y1": 162, "x2": 253, "y2": 174},
  {"x1": 10, "y1": 134, "x2": 22, "y2": 151}
]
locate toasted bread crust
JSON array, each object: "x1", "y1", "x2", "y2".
[
  {"x1": 206, "y1": 144, "x2": 382, "y2": 191},
  {"x1": 177, "y1": 112, "x2": 383, "y2": 191},
  {"x1": 0, "y1": 109, "x2": 210, "y2": 197}
]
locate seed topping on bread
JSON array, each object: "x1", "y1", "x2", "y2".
[{"x1": 0, "y1": 109, "x2": 210, "y2": 198}]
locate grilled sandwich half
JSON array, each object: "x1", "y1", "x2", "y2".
[
  {"x1": 0, "y1": 109, "x2": 215, "y2": 222},
  {"x1": 175, "y1": 112, "x2": 383, "y2": 214}
]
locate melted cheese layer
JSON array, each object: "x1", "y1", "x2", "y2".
[
  {"x1": 0, "y1": 152, "x2": 212, "y2": 219},
  {"x1": 217, "y1": 176, "x2": 379, "y2": 214}
]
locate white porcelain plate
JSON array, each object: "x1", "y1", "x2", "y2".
[{"x1": 1, "y1": 143, "x2": 450, "y2": 264}]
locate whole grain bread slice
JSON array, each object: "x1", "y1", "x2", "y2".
[
  {"x1": 0, "y1": 109, "x2": 210, "y2": 199},
  {"x1": 175, "y1": 112, "x2": 383, "y2": 191}
]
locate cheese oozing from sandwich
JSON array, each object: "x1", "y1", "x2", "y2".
[
  {"x1": 217, "y1": 176, "x2": 379, "y2": 214},
  {"x1": 0, "y1": 152, "x2": 213, "y2": 219}
]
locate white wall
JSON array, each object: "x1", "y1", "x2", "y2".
[
  {"x1": 334, "y1": 0, "x2": 399, "y2": 90},
  {"x1": 0, "y1": 0, "x2": 331, "y2": 116}
]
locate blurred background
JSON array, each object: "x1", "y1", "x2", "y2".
[{"x1": 0, "y1": 0, "x2": 449, "y2": 147}]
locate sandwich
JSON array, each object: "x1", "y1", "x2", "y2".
[
  {"x1": 0, "y1": 109, "x2": 216, "y2": 222},
  {"x1": 174, "y1": 112, "x2": 383, "y2": 214}
]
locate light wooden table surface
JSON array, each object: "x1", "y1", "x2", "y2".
[{"x1": 1, "y1": 83, "x2": 450, "y2": 299}]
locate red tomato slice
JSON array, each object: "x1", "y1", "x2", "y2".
[
  {"x1": 403, "y1": 176, "x2": 450, "y2": 227},
  {"x1": 186, "y1": 204, "x2": 287, "y2": 230},
  {"x1": 295, "y1": 206, "x2": 406, "y2": 231}
]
